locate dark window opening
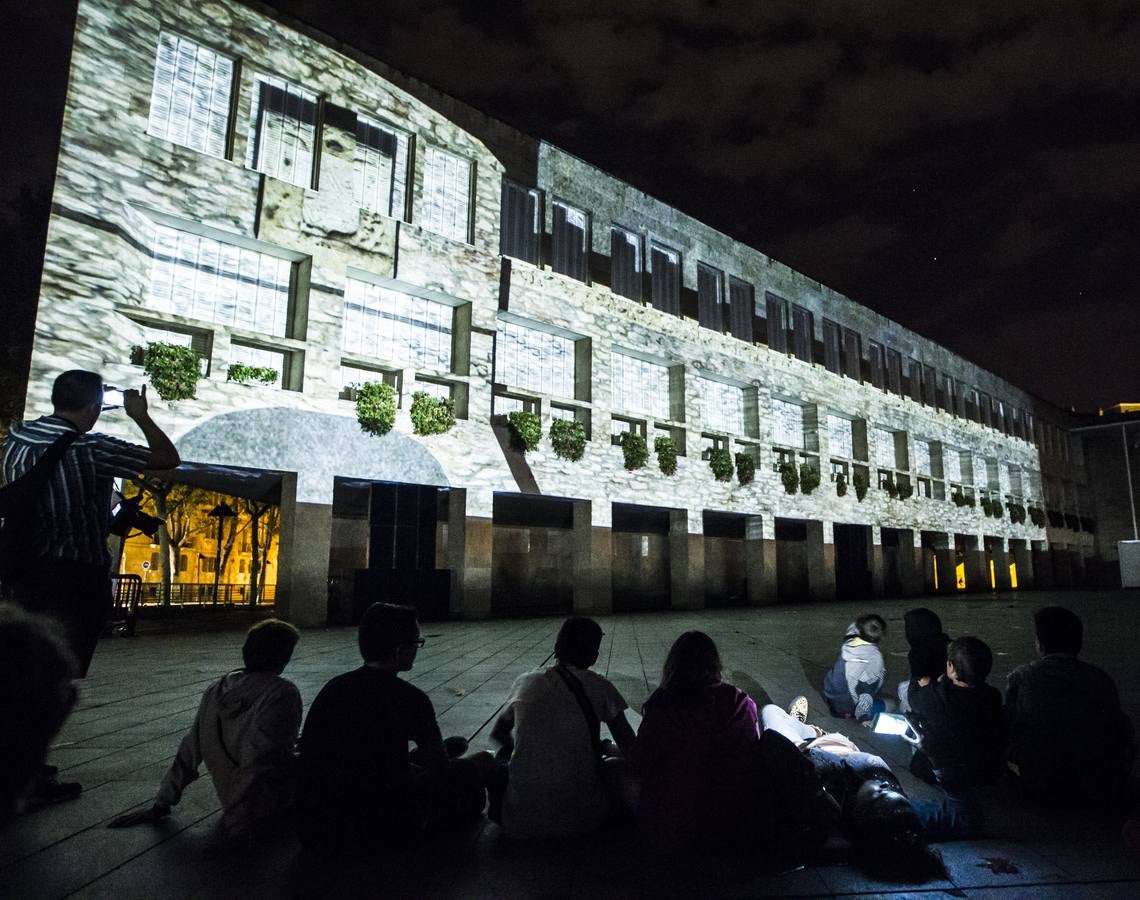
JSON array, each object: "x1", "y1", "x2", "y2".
[
  {"x1": 727, "y1": 277, "x2": 754, "y2": 343},
  {"x1": 610, "y1": 226, "x2": 641, "y2": 301},
  {"x1": 552, "y1": 201, "x2": 589, "y2": 282},
  {"x1": 649, "y1": 243, "x2": 680, "y2": 316},
  {"x1": 501, "y1": 180, "x2": 541, "y2": 264},
  {"x1": 697, "y1": 263, "x2": 725, "y2": 331}
]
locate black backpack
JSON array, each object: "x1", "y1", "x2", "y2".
[{"x1": 0, "y1": 431, "x2": 79, "y2": 587}]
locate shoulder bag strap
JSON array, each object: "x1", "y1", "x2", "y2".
[{"x1": 553, "y1": 665, "x2": 604, "y2": 772}]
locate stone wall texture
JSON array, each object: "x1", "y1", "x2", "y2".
[{"x1": 22, "y1": 0, "x2": 1109, "y2": 615}]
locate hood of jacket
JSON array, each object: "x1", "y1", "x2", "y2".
[
  {"x1": 214, "y1": 669, "x2": 281, "y2": 722},
  {"x1": 842, "y1": 635, "x2": 881, "y2": 665},
  {"x1": 904, "y1": 607, "x2": 944, "y2": 646}
]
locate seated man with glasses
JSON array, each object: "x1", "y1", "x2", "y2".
[{"x1": 297, "y1": 603, "x2": 492, "y2": 853}]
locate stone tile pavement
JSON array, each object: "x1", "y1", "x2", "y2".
[{"x1": 4, "y1": 589, "x2": 1140, "y2": 898}]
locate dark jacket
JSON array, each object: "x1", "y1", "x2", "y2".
[
  {"x1": 904, "y1": 608, "x2": 950, "y2": 682},
  {"x1": 907, "y1": 678, "x2": 1005, "y2": 787},
  {"x1": 1005, "y1": 653, "x2": 1136, "y2": 801}
]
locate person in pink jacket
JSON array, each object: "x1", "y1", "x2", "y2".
[
  {"x1": 630, "y1": 631, "x2": 762, "y2": 850},
  {"x1": 109, "y1": 619, "x2": 301, "y2": 840}
]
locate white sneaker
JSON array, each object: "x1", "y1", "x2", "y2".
[{"x1": 788, "y1": 695, "x2": 809, "y2": 723}]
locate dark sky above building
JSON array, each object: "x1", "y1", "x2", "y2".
[{"x1": 6, "y1": 1, "x2": 1139, "y2": 412}]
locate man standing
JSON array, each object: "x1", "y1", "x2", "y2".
[{"x1": 2, "y1": 370, "x2": 179, "y2": 677}]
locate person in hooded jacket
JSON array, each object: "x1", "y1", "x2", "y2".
[
  {"x1": 822, "y1": 614, "x2": 892, "y2": 722},
  {"x1": 108, "y1": 619, "x2": 301, "y2": 839},
  {"x1": 897, "y1": 608, "x2": 951, "y2": 714}
]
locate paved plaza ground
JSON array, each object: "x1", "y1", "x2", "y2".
[{"x1": 5, "y1": 589, "x2": 1140, "y2": 898}]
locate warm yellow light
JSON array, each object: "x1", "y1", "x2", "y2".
[{"x1": 1009, "y1": 562, "x2": 1018, "y2": 589}]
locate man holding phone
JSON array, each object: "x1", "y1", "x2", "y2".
[{"x1": 2, "y1": 370, "x2": 180, "y2": 680}]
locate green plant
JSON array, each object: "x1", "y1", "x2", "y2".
[
  {"x1": 735, "y1": 453, "x2": 755, "y2": 486},
  {"x1": 708, "y1": 448, "x2": 734, "y2": 482},
  {"x1": 951, "y1": 488, "x2": 967, "y2": 507},
  {"x1": 226, "y1": 363, "x2": 278, "y2": 385},
  {"x1": 896, "y1": 479, "x2": 914, "y2": 501},
  {"x1": 620, "y1": 432, "x2": 649, "y2": 470},
  {"x1": 1028, "y1": 505, "x2": 1046, "y2": 528},
  {"x1": 853, "y1": 469, "x2": 869, "y2": 501},
  {"x1": 654, "y1": 436, "x2": 678, "y2": 476},
  {"x1": 799, "y1": 463, "x2": 821, "y2": 495},
  {"x1": 409, "y1": 391, "x2": 456, "y2": 435},
  {"x1": 882, "y1": 474, "x2": 898, "y2": 499},
  {"x1": 356, "y1": 381, "x2": 397, "y2": 436},
  {"x1": 835, "y1": 472, "x2": 848, "y2": 497},
  {"x1": 138, "y1": 342, "x2": 201, "y2": 402},
  {"x1": 507, "y1": 410, "x2": 542, "y2": 452},
  {"x1": 989, "y1": 498, "x2": 1005, "y2": 519},
  {"x1": 549, "y1": 418, "x2": 587, "y2": 461},
  {"x1": 1007, "y1": 502, "x2": 1027, "y2": 525},
  {"x1": 778, "y1": 460, "x2": 799, "y2": 494}
]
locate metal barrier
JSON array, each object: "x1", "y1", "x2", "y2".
[{"x1": 135, "y1": 582, "x2": 277, "y2": 607}]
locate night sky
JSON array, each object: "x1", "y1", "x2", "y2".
[{"x1": 7, "y1": 1, "x2": 1140, "y2": 412}]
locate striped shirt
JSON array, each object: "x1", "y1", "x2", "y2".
[{"x1": 1, "y1": 417, "x2": 151, "y2": 566}]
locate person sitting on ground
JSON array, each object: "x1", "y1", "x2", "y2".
[
  {"x1": 822, "y1": 614, "x2": 893, "y2": 722},
  {"x1": 760, "y1": 698, "x2": 947, "y2": 883},
  {"x1": 297, "y1": 603, "x2": 492, "y2": 853},
  {"x1": 1005, "y1": 606, "x2": 1135, "y2": 807},
  {"x1": 897, "y1": 607, "x2": 951, "y2": 713},
  {"x1": 0, "y1": 604, "x2": 77, "y2": 828},
  {"x1": 907, "y1": 636, "x2": 1005, "y2": 789},
  {"x1": 490, "y1": 616, "x2": 635, "y2": 839},
  {"x1": 630, "y1": 631, "x2": 761, "y2": 851},
  {"x1": 109, "y1": 619, "x2": 302, "y2": 839}
]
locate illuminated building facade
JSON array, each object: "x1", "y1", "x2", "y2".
[{"x1": 18, "y1": 0, "x2": 1113, "y2": 625}]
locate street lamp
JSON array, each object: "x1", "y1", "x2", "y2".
[{"x1": 208, "y1": 502, "x2": 237, "y2": 605}]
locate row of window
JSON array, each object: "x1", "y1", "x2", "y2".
[
  {"x1": 500, "y1": 182, "x2": 1048, "y2": 449},
  {"x1": 148, "y1": 31, "x2": 471, "y2": 241}
]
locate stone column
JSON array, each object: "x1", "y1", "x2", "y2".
[
  {"x1": 963, "y1": 533, "x2": 989, "y2": 592},
  {"x1": 572, "y1": 499, "x2": 612, "y2": 614},
  {"x1": 806, "y1": 520, "x2": 836, "y2": 602},
  {"x1": 276, "y1": 472, "x2": 333, "y2": 628},
  {"x1": 1010, "y1": 540, "x2": 1034, "y2": 589},
  {"x1": 669, "y1": 508, "x2": 703, "y2": 609},
  {"x1": 897, "y1": 530, "x2": 924, "y2": 596},
  {"x1": 870, "y1": 525, "x2": 885, "y2": 598},
  {"x1": 989, "y1": 537, "x2": 1012, "y2": 591},
  {"x1": 1031, "y1": 540, "x2": 1053, "y2": 588},
  {"x1": 933, "y1": 532, "x2": 957, "y2": 594},
  {"x1": 447, "y1": 487, "x2": 493, "y2": 618},
  {"x1": 745, "y1": 515, "x2": 777, "y2": 605}
]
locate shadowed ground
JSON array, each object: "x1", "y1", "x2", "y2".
[{"x1": 4, "y1": 589, "x2": 1139, "y2": 898}]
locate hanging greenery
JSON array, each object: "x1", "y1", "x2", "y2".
[
  {"x1": 654, "y1": 436, "x2": 678, "y2": 476},
  {"x1": 896, "y1": 479, "x2": 914, "y2": 501},
  {"x1": 356, "y1": 381, "x2": 397, "y2": 437},
  {"x1": 853, "y1": 469, "x2": 869, "y2": 501},
  {"x1": 136, "y1": 342, "x2": 201, "y2": 402},
  {"x1": 549, "y1": 418, "x2": 587, "y2": 461},
  {"x1": 882, "y1": 474, "x2": 898, "y2": 499},
  {"x1": 708, "y1": 448, "x2": 734, "y2": 482},
  {"x1": 409, "y1": 391, "x2": 456, "y2": 435},
  {"x1": 1007, "y1": 501, "x2": 1027, "y2": 525},
  {"x1": 799, "y1": 463, "x2": 821, "y2": 495},
  {"x1": 778, "y1": 460, "x2": 799, "y2": 494},
  {"x1": 835, "y1": 472, "x2": 848, "y2": 497},
  {"x1": 620, "y1": 432, "x2": 649, "y2": 470},
  {"x1": 507, "y1": 410, "x2": 542, "y2": 452},
  {"x1": 1028, "y1": 505, "x2": 1046, "y2": 528},
  {"x1": 951, "y1": 488, "x2": 969, "y2": 507},
  {"x1": 735, "y1": 453, "x2": 755, "y2": 486},
  {"x1": 226, "y1": 363, "x2": 278, "y2": 386},
  {"x1": 989, "y1": 498, "x2": 1005, "y2": 519}
]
